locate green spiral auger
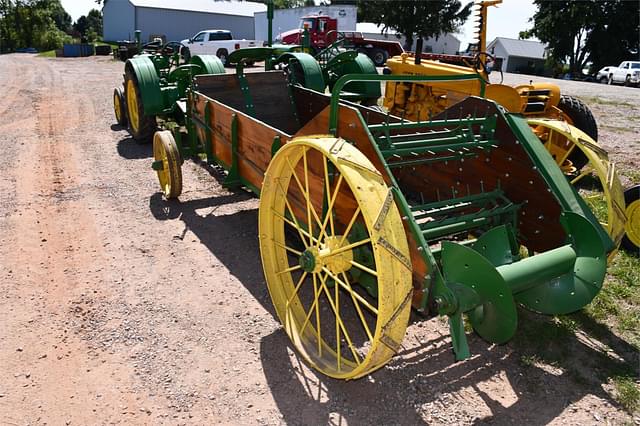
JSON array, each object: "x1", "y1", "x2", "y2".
[{"x1": 440, "y1": 211, "x2": 607, "y2": 359}]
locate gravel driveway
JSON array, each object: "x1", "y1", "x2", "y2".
[{"x1": 0, "y1": 54, "x2": 637, "y2": 425}]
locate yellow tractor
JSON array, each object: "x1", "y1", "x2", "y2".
[{"x1": 382, "y1": 0, "x2": 596, "y2": 171}]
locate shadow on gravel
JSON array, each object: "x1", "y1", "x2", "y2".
[
  {"x1": 260, "y1": 307, "x2": 638, "y2": 424},
  {"x1": 116, "y1": 135, "x2": 152, "y2": 160},
  {"x1": 146, "y1": 166, "x2": 637, "y2": 424},
  {"x1": 148, "y1": 191, "x2": 277, "y2": 319}
]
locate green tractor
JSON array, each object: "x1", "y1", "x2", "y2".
[{"x1": 113, "y1": 42, "x2": 226, "y2": 142}]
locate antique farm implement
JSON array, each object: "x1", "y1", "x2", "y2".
[{"x1": 148, "y1": 67, "x2": 617, "y2": 379}]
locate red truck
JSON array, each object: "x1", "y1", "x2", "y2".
[{"x1": 276, "y1": 14, "x2": 404, "y2": 66}]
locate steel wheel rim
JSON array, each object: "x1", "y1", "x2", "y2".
[
  {"x1": 259, "y1": 137, "x2": 412, "y2": 379},
  {"x1": 153, "y1": 133, "x2": 170, "y2": 195},
  {"x1": 528, "y1": 119, "x2": 626, "y2": 258},
  {"x1": 114, "y1": 91, "x2": 123, "y2": 123},
  {"x1": 126, "y1": 79, "x2": 140, "y2": 133},
  {"x1": 625, "y1": 199, "x2": 640, "y2": 247}
]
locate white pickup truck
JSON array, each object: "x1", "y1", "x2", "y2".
[
  {"x1": 180, "y1": 30, "x2": 261, "y2": 66},
  {"x1": 607, "y1": 61, "x2": 640, "y2": 86}
]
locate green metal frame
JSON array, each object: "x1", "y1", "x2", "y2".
[
  {"x1": 324, "y1": 73, "x2": 610, "y2": 360},
  {"x1": 328, "y1": 73, "x2": 487, "y2": 134}
]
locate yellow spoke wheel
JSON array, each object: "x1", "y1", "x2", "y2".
[
  {"x1": 153, "y1": 131, "x2": 182, "y2": 199},
  {"x1": 622, "y1": 185, "x2": 640, "y2": 253},
  {"x1": 528, "y1": 119, "x2": 626, "y2": 259},
  {"x1": 259, "y1": 136, "x2": 412, "y2": 379},
  {"x1": 113, "y1": 87, "x2": 127, "y2": 126}
]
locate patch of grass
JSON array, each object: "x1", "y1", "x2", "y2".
[
  {"x1": 612, "y1": 376, "x2": 640, "y2": 413},
  {"x1": 622, "y1": 170, "x2": 640, "y2": 183},
  {"x1": 520, "y1": 354, "x2": 540, "y2": 367},
  {"x1": 37, "y1": 49, "x2": 56, "y2": 57},
  {"x1": 585, "y1": 250, "x2": 640, "y2": 349},
  {"x1": 581, "y1": 96, "x2": 634, "y2": 107}
]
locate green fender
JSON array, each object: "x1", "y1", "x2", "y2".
[
  {"x1": 190, "y1": 55, "x2": 225, "y2": 75},
  {"x1": 275, "y1": 52, "x2": 325, "y2": 93},
  {"x1": 125, "y1": 56, "x2": 163, "y2": 115},
  {"x1": 327, "y1": 53, "x2": 381, "y2": 100}
]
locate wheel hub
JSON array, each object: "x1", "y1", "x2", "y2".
[{"x1": 298, "y1": 236, "x2": 353, "y2": 275}]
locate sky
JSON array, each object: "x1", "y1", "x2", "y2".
[
  {"x1": 58, "y1": 0, "x2": 539, "y2": 48},
  {"x1": 457, "y1": 0, "x2": 538, "y2": 50},
  {"x1": 59, "y1": 0, "x2": 99, "y2": 22}
]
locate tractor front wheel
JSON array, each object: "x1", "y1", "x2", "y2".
[
  {"x1": 125, "y1": 69, "x2": 156, "y2": 142},
  {"x1": 153, "y1": 131, "x2": 182, "y2": 199},
  {"x1": 113, "y1": 87, "x2": 127, "y2": 127},
  {"x1": 557, "y1": 95, "x2": 597, "y2": 171},
  {"x1": 259, "y1": 136, "x2": 412, "y2": 379}
]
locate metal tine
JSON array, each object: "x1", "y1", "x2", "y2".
[
  {"x1": 420, "y1": 192, "x2": 425, "y2": 204},
  {"x1": 436, "y1": 188, "x2": 441, "y2": 201}
]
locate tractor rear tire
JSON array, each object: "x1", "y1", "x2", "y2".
[
  {"x1": 557, "y1": 95, "x2": 597, "y2": 171},
  {"x1": 621, "y1": 185, "x2": 640, "y2": 254},
  {"x1": 369, "y1": 48, "x2": 388, "y2": 67},
  {"x1": 181, "y1": 46, "x2": 191, "y2": 62},
  {"x1": 113, "y1": 87, "x2": 127, "y2": 127},
  {"x1": 124, "y1": 68, "x2": 156, "y2": 143}
]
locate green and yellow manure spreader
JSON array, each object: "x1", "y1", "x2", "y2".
[{"x1": 114, "y1": 52, "x2": 623, "y2": 379}]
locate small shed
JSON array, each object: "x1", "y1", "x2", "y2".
[
  {"x1": 486, "y1": 37, "x2": 548, "y2": 75},
  {"x1": 355, "y1": 23, "x2": 460, "y2": 55},
  {"x1": 103, "y1": 0, "x2": 267, "y2": 43}
]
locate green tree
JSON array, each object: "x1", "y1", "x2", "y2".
[
  {"x1": 585, "y1": 1, "x2": 639, "y2": 72},
  {"x1": 521, "y1": 0, "x2": 639, "y2": 75},
  {"x1": 358, "y1": 0, "x2": 472, "y2": 51},
  {"x1": 0, "y1": 0, "x2": 72, "y2": 52},
  {"x1": 73, "y1": 8, "x2": 102, "y2": 41}
]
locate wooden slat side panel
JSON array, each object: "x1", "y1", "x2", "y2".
[
  {"x1": 194, "y1": 74, "x2": 245, "y2": 112},
  {"x1": 236, "y1": 112, "x2": 292, "y2": 190},
  {"x1": 245, "y1": 72, "x2": 299, "y2": 135}
]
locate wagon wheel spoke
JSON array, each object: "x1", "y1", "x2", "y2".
[{"x1": 284, "y1": 154, "x2": 327, "y2": 243}]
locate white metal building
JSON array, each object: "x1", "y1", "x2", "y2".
[
  {"x1": 103, "y1": 0, "x2": 267, "y2": 42},
  {"x1": 254, "y1": 5, "x2": 357, "y2": 42},
  {"x1": 356, "y1": 23, "x2": 460, "y2": 55},
  {"x1": 487, "y1": 37, "x2": 547, "y2": 74}
]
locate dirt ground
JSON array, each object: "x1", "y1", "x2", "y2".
[{"x1": 0, "y1": 54, "x2": 638, "y2": 425}]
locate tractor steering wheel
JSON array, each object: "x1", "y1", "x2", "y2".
[{"x1": 472, "y1": 51, "x2": 503, "y2": 84}]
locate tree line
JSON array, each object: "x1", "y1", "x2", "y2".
[
  {"x1": 521, "y1": 0, "x2": 639, "y2": 74},
  {"x1": 0, "y1": 0, "x2": 103, "y2": 53},
  {"x1": 331, "y1": 0, "x2": 638, "y2": 75}
]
